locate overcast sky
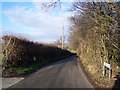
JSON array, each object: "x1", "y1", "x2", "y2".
[{"x1": 1, "y1": 0, "x2": 74, "y2": 43}]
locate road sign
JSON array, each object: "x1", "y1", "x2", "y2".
[
  {"x1": 103, "y1": 62, "x2": 112, "y2": 80},
  {"x1": 104, "y1": 62, "x2": 111, "y2": 69}
]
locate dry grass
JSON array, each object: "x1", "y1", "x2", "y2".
[{"x1": 79, "y1": 55, "x2": 120, "y2": 88}]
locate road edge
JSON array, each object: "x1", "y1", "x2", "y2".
[{"x1": 76, "y1": 56, "x2": 98, "y2": 88}]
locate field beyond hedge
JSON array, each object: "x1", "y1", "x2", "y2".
[{"x1": 2, "y1": 35, "x2": 74, "y2": 77}]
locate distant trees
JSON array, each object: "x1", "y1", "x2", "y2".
[{"x1": 68, "y1": 1, "x2": 120, "y2": 75}]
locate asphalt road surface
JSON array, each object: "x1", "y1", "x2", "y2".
[{"x1": 8, "y1": 56, "x2": 94, "y2": 88}]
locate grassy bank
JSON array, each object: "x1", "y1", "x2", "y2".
[
  {"x1": 4, "y1": 55, "x2": 70, "y2": 77},
  {"x1": 67, "y1": 48, "x2": 76, "y2": 54},
  {"x1": 79, "y1": 56, "x2": 120, "y2": 88}
]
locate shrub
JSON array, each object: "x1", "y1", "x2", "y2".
[{"x1": 2, "y1": 35, "x2": 73, "y2": 69}]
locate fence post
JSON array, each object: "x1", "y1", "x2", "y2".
[
  {"x1": 109, "y1": 69, "x2": 112, "y2": 80},
  {"x1": 103, "y1": 65, "x2": 105, "y2": 77}
]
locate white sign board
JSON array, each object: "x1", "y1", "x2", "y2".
[
  {"x1": 103, "y1": 62, "x2": 112, "y2": 80},
  {"x1": 104, "y1": 62, "x2": 111, "y2": 69}
]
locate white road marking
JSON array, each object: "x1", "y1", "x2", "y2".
[{"x1": 46, "y1": 66, "x2": 53, "y2": 69}]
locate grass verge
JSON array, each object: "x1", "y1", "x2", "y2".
[
  {"x1": 2, "y1": 55, "x2": 72, "y2": 77},
  {"x1": 79, "y1": 57, "x2": 119, "y2": 88},
  {"x1": 67, "y1": 48, "x2": 76, "y2": 54}
]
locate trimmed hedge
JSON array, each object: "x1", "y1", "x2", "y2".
[{"x1": 2, "y1": 35, "x2": 73, "y2": 69}]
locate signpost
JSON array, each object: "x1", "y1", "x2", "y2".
[{"x1": 103, "y1": 62, "x2": 112, "y2": 80}]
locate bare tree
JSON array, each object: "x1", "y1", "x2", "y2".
[{"x1": 68, "y1": 2, "x2": 120, "y2": 81}]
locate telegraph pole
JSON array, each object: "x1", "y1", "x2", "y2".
[
  {"x1": 42, "y1": 0, "x2": 64, "y2": 49},
  {"x1": 61, "y1": 20, "x2": 64, "y2": 49},
  {"x1": 59, "y1": 1, "x2": 64, "y2": 49}
]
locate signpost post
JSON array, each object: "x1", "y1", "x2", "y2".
[{"x1": 103, "y1": 62, "x2": 112, "y2": 80}]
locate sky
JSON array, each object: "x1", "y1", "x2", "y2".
[{"x1": 1, "y1": 0, "x2": 74, "y2": 43}]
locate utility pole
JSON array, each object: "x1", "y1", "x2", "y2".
[
  {"x1": 61, "y1": 20, "x2": 64, "y2": 49},
  {"x1": 42, "y1": 0, "x2": 64, "y2": 49},
  {"x1": 59, "y1": 1, "x2": 64, "y2": 49}
]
